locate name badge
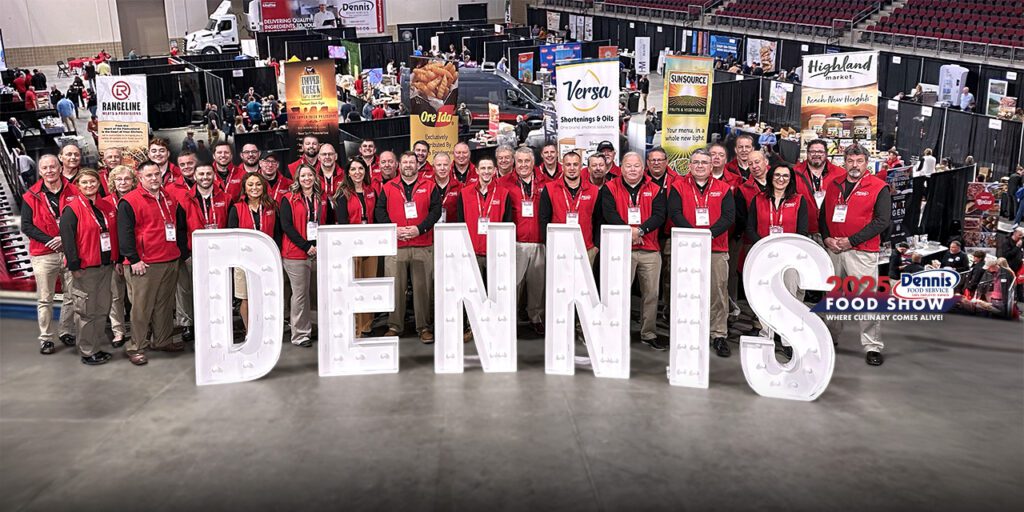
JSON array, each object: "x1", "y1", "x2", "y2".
[
  {"x1": 164, "y1": 223, "x2": 177, "y2": 242},
  {"x1": 404, "y1": 201, "x2": 418, "y2": 220},
  {"x1": 566, "y1": 212, "x2": 579, "y2": 225},
  {"x1": 695, "y1": 207, "x2": 710, "y2": 226},
  {"x1": 100, "y1": 232, "x2": 112, "y2": 252},
  {"x1": 205, "y1": 223, "x2": 218, "y2": 229},
  {"x1": 814, "y1": 190, "x2": 826, "y2": 207},
  {"x1": 832, "y1": 204, "x2": 848, "y2": 223},
  {"x1": 478, "y1": 218, "x2": 489, "y2": 234},
  {"x1": 521, "y1": 200, "x2": 534, "y2": 218},
  {"x1": 769, "y1": 225, "x2": 784, "y2": 235},
  {"x1": 306, "y1": 221, "x2": 319, "y2": 241},
  {"x1": 627, "y1": 206, "x2": 642, "y2": 225}
]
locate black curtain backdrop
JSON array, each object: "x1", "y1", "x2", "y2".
[
  {"x1": 359, "y1": 41, "x2": 414, "y2": 70},
  {"x1": 270, "y1": 35, "x2": 325, "y2": 61},
  {"x1": 758, "y1": 79, "x2": 800, "y2": 129},
  {"x1": 484, "y1": 38, "x2": 540, "y2": 64},
  {"x1": 877, "y1": 98, "x2": 899, "y2": 151},
  {"x1": 919, "y1": 166, "x2": 973, "y2": 244},
  {"x1": 208, "y1": 67, "x2": 277, "y2": 102},
  {"x1": 581, "y1": 40, "x2": 611, "y2": 59},
  {"x1": 285, "y1": 39, "x2": 332, "y2": 61},
  {"x1": 110, "y1": 57, "x2": 170, "y2": 74},
  {"x1": 463, "y1": 35, "x2": 509, "y2": 62},
  {"x1": 895, "y1": 101, "x2": 944, "y2": 164},
  {"x1": 969, "y1": 117, "x2": 1023, "y2": 179},
  {"x1": 119, "y1": 64, "x2": 186, "y2": 75},
  {"x1": 147, "y1": 72, "x2": 202, "y2": 130},
  {"x1": 508, "y1": 44, "x2": 541, "y2": 80},
  {"x1": 708, "y1": 77, "x2": 761, "y2": 137}
]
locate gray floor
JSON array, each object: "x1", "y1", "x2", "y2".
[{"x1": 1, "y1": 312, "x2": 1022, "y2": 511}]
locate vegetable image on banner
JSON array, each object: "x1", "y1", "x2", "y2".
[
  {"x1": 800, "y1": 51, "x2": 879, "y2": 157},
  {"x1": 660, "y1": 55, "x2": 713, "y2": 171},
  {"x1": 556, "y1": 59, "x2": 619, "y2": 159},
  {"x1": 409, "y1": 57, "x2": 459, "y2": 159},
  {"x1": 97, "y1": 75, "x2": 148, "y2": 167},
  {"x1": 518, "y1": 52, "x2": 534, "y2": 82},
  {"x1": 285, "y1": 60, "x2": 339, "y2": 153}
]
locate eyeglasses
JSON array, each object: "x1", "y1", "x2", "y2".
[
  {"x1": 773, "y1": 174, "x2": 791, "y2": 181},
  {"x1": 808, "y1": 150, "x2": 827, "y2": 155}
]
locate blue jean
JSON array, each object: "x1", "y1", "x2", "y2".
[{"x1": 1014, "y1": 197, "x2": 1024, "y2": 224}]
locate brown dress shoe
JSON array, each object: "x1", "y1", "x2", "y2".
[
  {"x1": 127, "y1": 351, "x2": 148, "y2": 365},
  {"x1": 463, "y1": 330, "x2": 473, "y2": 343},
  {"x1": 385, "y1": 328, "x2": 401, "y2": 337},
  {"x1": 419, "y1": 329, "x2": 434, "y2": 344}
]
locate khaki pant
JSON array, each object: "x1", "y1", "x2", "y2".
[
  {"x1": 354, "y1": 256, "x2": 378, "y2": 334},
  {"x1": 728, "y1": 238, "x2": 741, "y2": 304},
  {"x1": 827, "y1": 249, "x2": 883, "y2": 352},
  {"x1": 110, "y1": 268, "x2": 127, "y2": 337},
  {"x1": 71, "y1": 266, "x2": 113, "y2": 356},
  {"x1": 385, "y1": 246, "x2": 433, "y2": 333},
  {"x1": 283, "y1": 258, "x2": 315, "y2": 344},
  {"x1": 710, "y1": 252, "x2": 730, "y2": 338},
  {"x1": 30, "y1": 253, "x2": 76, "y2": 344},
  {"x1": 630, "y1": 250, "x2": 661, "y2": 341},
  {"x1": 125, "y1": 260, "x2": 179, "y2": 352},
  {"x1": 175, "y1": 258, "x2": 193, "y2": 327},
  {"x1": 515, "y1": 242, "x2": 545, "y2": 323}
]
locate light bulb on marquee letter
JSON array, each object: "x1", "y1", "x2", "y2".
[
  {"x1": 433, "y1": 223, "x2": 517, "y2": 373},
  {"x1": 668, "y1": 228, "x2": 712, "y2": 388},
  {"x1": 193, "y1": 229, "x2": 284, "y2": 386},
  {"x1": 740, "y1": 234, "x2": 835, "y2": 401},
  {"x1": 545, "y1": 225, "x2": 632, "y2": 379},
  {"x1": 317, "y1": 225, "x2": 399, "y2": 377}
]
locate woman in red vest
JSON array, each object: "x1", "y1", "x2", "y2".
[
  {"x1": 280, "y1": 164, "x2": 325, "y2": 347},
  {"x1": 334, "y1": 157, "x2": 379, "y2": 337},
  {"x1": 103, "y1": 165, "x2": 137, "y2": 348},
  {"x1": 227, "y1": 172, "x2": 281, "y2": 331},
  {"x1": 59, "y1": 170, "x2": 118, "y2": 365}
]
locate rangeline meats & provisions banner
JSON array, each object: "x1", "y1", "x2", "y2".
[
  {"x1": 660, "y1": 55, "x2": 713, "y2": 171},
  {"x1": 260, "y1": 0, "x2": 386, "y2": 35},
  {"x1": 555, "y1": 59, "x2": 618, "y2": 160},
  {"x1": 97, "y1": 75, "x2": 148, "y2": 166},
  {"x1": 409, "y1": 57, "x2": 459, "y2": 159},
  {"x1": 285, "y1": 60, "x2": 339, "y2": 152},
  {"x1": 800, "y1": 51, "x2": 879, "y2": 156}
]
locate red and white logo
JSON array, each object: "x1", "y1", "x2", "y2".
[{"x1": 111, "y1": 81, "x2": 132, "y2": 100}]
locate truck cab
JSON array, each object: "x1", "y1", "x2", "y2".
[{"x1": 185, "y1": 1, "x2": 240, "y2": 54}]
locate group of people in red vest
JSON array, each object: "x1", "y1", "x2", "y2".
[{"x1": 22, "y1": 133, "x2": 889, "y2": 367}]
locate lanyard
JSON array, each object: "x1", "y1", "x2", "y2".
[
  {"x1": 79, "y1": 196, "x2": 107, "y2": 232},
  {"x1": 691, "y1": 178, "x2": 710, "y2": 209},
  {"x1": 770, "y1": 196, "x2": 785, "y2": 228},
  {"x1": 153, "y1": 191, "x2": 173, "y2": 225},
  {"x1": 198, "y1": 193, "x2": 217, "y2": 226},
  {"x1": 477, "y1": 188, "x2": 494, "y2": 220},
  {"x1": 625, "y1": 181, "x2": 642, "y2": 208},
  {"x1": 304, "y1": 194, "x2": 319, "y2": 224},
  {"x1": 562, "y1": 185, "x2": 583, "y2": 214},
  {"x1": 837, "y1": 177, "x2": 863, "y2": 206},
  {"x1": 249, "y1": 204, "x2": 263, "y2": 230},
  {"x1": 44, "y1": 192, "x2": 61, "y2": 222},
  {"x1": 518, "y1": 177, "x2": 534, "y2": 200},
  {"x1": 355, "y1": 191, "x2": 367, "y2": 222}
]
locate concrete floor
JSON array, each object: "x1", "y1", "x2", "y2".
[{"x1": 1, "y1": 312, "x2": 1022, "y2": 511}]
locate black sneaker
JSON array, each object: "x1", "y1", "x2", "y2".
[
  {"x1": 866, "y1": 351, "x2": 884, "y2": 366},
  {"x1": 81, "y1": 351, "x2": 112, "y2": 365},
  {"x1": 297, "y1": 339, "x2": 314, "y2": 348},
  {"x1": 712, "y1": 337, "x2": 731, "y2": 358},
  {"x1": 180, "y1": 327, "x2": 195, "y2": 342},
  {"x1": 642, "y1": 337, "x2": 668, "y2": 351},
  {"x1": 59, "y1": 334, "x2": 76, "y2": 347},
  {"x1": 40, "y1": 341, "x2": 55, "y2": 355}
]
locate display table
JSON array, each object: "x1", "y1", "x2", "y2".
[{"x1": 878, "y1": 244, "x2": 949, "y2": 268}]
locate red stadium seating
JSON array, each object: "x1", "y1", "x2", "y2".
[
  {"x1": 868, "y1": 0, "x2": 1024, "y2": 47},
  {"x1": 714, "y1": 0, "x2": 880, "y2": 28}
]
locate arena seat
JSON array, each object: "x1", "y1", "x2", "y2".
[
  {"x1": 714, "y1": 0, "x2": 881, "y2": 29},
  {"x1": 868, "y1": 0, "x2": 1024, "y2": 47}
]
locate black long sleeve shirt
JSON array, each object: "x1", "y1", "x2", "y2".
[
  {"x1": 818, "y1": 181, "x2": 892, "y2": 247},
  {"x1": 538, "y1": 182, "x2": 600, "y2": 237},
  {"x1": 667, "y1": 185, "x2": 736, "y2": 239},
  {"x1": 21, "y1": 186, "x2": 63, "y2": 244},
  {"x1": 598, "y1": 182, "x2": 666, "y2": 236},
  {"x1": 280, "y1": 199, "x2": 315, "y2": 253},
  {"x1": 59, "y1": 199, "x2": 113, "y2": 271},
  {"x1": 116, "y1": 199, "x2": 190, "y2": 264},
  {"x1": 744, "y1": 195, "x2": 809, "y2": 243},
  {"x1": 373, "y1": 179, "x2": 443, "y2": 235}
]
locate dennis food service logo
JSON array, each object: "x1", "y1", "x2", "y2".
[
  {"x1": 811, "y1": 273, "x2": 957, "y2": 321},
  {"x1": 892, "y1": 269, "x2": 959, "y2": 300}
]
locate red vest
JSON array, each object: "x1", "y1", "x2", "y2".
[
  {"x1": 502, "y1": 173, "x2": 543, "y2": 243},
  {"x1": 793, "y1": 160, "x2": 846, "y2": 234},
  {"x1": 381, "y1": 176, "x2": 436, "y2": 248},
  {"x1": 122, "y1": 187, "x2": 182, "y2": 264},
  {"x1": 282, "y1": 192, "x2": 328, "y2": 260},
  {"x1": 536, "y1": 163, "x2": 563, "y2": 183},
  {"x1": 265, "y1": 175, "x2": 293, "y2": 204},
  {"x1": 605, "y1": 176, "x2": 661, "y2": 252},
  {"x1": 712, "y1": 169, "x2": 743, "y2": 189},
  {"x1": 672, "y1": 175, "x2": 732, "y2": 252},
  {"x1": 232, "y1": 202, "x2": 277, "y2": 239},
  {"x1": 821, "y1": 175, "x2": 887, "y2": 252},
  {"x1": 418, "y1": 161, "x2": 435, "y2": 179},
  {"x1": 319, "y1": 168, "x2": 345, "y2": 200},
  {"x1": 436, "y1": 179, "x2": 462, "y2": 223},
  {"x1": 66, "y1": 196, "x2": 119, "y2": 269},
  {"x1": 22, "y1": 178, "x2": 78, "y2": 256},
  {"x1": 545, "y1": 179, "x2": 599, "y2": 249},
  {"x1": 97, "y1": 167, "x2": 112, "y2": 195},
  {"x1": 649, "y1": 172, "x2": 678, "y2": 235},
  {"x1": 752, "y1": 193, "x2": 802, "y2": 238},
  {"x1": 460, "y1": 185, "x2": 511, "y2": 255},
  {"x1": 724, "y1": 158, "x2": 748, "y2": 180},
  {"x1": 339, "y1": 186, "x2": 377, "y2": 225},
  {"x1": 213, "y1": 164, "x2": 247, "y2": 201},
  {"x1": 160, "y1": 162, "x2": 183, "y2": 186},
  {"x1": 453, "y1": 163, "x2": 479, "y2": 187},
  {"x1": 182, "y1": 189, "x2": 231, "y2": 249}
]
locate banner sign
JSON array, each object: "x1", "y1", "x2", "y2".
[
  {"x1": 886, "y1": 165, "x2": 913, "y2": 242},
  {"x1": 963, "y1": 181, "x2": 1001, "y2": 250},
  {"x1": 584, "y1": 17, "x2": 593, "y2": 42},
  {"x1": 635, "y1": 37, "x2": 650, "y2": 75},
  {"x1": 800, "y1": 51, "x2": 879, "y2": 157},
  {"x1": 598, "y1": 46, "x2": 618, "y2": 59},
  {"x1": 260, "y1": 0, "x2": 386, "y2": 35},
  {"x1": 745, "y1": 38, "x2": 777, "y2": 74},
  {"x1": 708, "y1": 35, "x2": 738, "y2": 59},
  {"x1": 285, "y1": 60, "x2": 339, "y2": 153},
  {"x1": 547, "y1": 11, "x2": 561, "y2": 32},
  {"x1": 539, "y1": 43, "x2": 581, "y2": 71},
  {"x1": 96, "y1": 75, "x2": 148, "y2": 166},
  {"x1": 488, "y1": 102, "x2": 499, "y2": 137},
  {"x1": 660, "y1": 55, "x2": 714, "y2": 171},
  {"x1": 409, "y1": 57, "x2": 459, "y2": 160},
  {"x1": 556, "y1": 59, "x2": 619, "y2": 159},
  {"x1": 517, "y1": 52, "x2": 534, "y2": 82}
]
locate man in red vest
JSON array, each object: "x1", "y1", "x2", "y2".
[
  {"x1": 413, "y1": 140, "x2": 434, "y2": 176},
  {"x1": 359, "y1": 138, "x2": 379, "y2": 176},
  {"x1": 166, "y1": 151, "x2": 200, "y2": 343},
  {"x1": 725, "y1": 133, "x2": 755, "y2": 181},
  {"x1": 288, "y1": 135, "x2": 321, "y2": 179},
  {"x1": 536, "y1": 142, "x2": 562, "y2": 183},
  {"x1": 378, "y1": 150, "x2": 398, "y2": 183},
  {"x1": 318, "y1": 143, "x2": 343, "y2": 220},
  {"x1": 506, "y1": 147, "x2": 547, "y2": 335},
  {"x1": 258, "y1": 151, "x2": 292, "y2": 204},
  {"x1": 97, "y1": 147, "x2": 123, "y2": 196},
  {"x1": 452, "y1": 142, "x2": 478, "y2": 186},
  {"x1": 596, "y1": 140, "x2": 621, "y2": 178},
  {"x1": 540, "y1": 151, "x2": 600, "y2": 264},
  {"x1": 238, "y1": 143, "x2": 262, "y2": 174},
  {"x1": 599, "y1": 151, "x2": 667, "y2": 349},
  {"x1": 709, "y1": 142, "x2": 743, "y2": 319},
  {"x1": 794, "y1": 138, "x2": 846, "y2": 240},
  {"x1": 432, "y1": 152, "x2": 461, "y2": 223},
  {"x1": 22, "y1": 155, "x2": 79, "y2": 354},
  {"x1": 116, "y1": 161, "x2": 190, "y2": 365},
  {"x1": 147, "y1": 138, "x2": 181, "y2": 186},
  {"x1": 585, "y1": 153, "x2": 611, "y2": 188},
  {"x1": 668, "y1": 149, "x2": 736, "y2": 357},
  {"x1": 495, "y1": 145, "x2": 515, "y2": 180},
  {"x1": 820, "y1": 144, "x2": 890, "y2": 366},
  {"x1": 375, "y1": 151, "x2": 442, "y2": 343},
  {"x1": 457, "y1": 156, "x2": 513, "y2": 264},
  {"x1": 211, "y1": 142, "x2": 245, "y2": 200}
]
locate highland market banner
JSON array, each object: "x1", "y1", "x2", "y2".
[
  {"x1": 96, "y1": 75, "x2": 148, "y2": 166},
  {"x1": 800, "y1": 51, "x2": 879, "y2": 157},
  {"x1": 660, "y1": 55, "x2": 713, "y2": 170},
  {"x1": 285, "y1": 60, "x2": 339, "y2": 152},
  {"x1": 556, "y1": 59, "x2": 618, "y2": 159},
  {"x1": 409, "y1": 57, "x2": 459, "y2": 159}
]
